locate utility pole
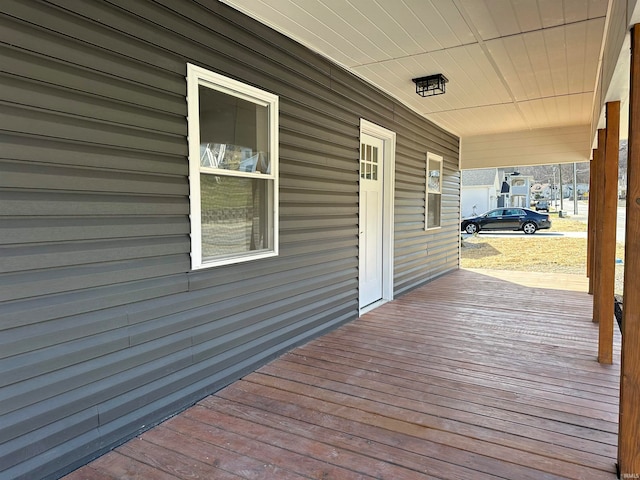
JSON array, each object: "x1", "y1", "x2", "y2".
[
  {"x1": 559, "y1": 163, "x2": 564, "y2": 213},
  {"x1": 573, "y1": 162, "x2": 578, "y2": 214},
  {"x1": 552, "y1": 167, "x2": 557, "y2": 207}
]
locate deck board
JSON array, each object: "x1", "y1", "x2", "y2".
[{"x1": 63, "y1": 269, "x2": 621, "y2": 480}]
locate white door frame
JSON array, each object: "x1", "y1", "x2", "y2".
[{"x1": 359, "y1": 119, "x2": 396, "y2": 314}]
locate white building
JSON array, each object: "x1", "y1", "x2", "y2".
[{"x1": 460, "y1": 169, "x2": 501, "y2": 218}]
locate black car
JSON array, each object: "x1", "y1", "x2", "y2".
[
  {"x1": 535, "y1": 200, "x2": 549, "y2": 212},
  {"x1": 461, "y1": 208, "x2": 551, "y2": 235}
]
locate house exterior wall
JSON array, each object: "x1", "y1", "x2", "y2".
[
  {"x1": 0, "y1": 1, "x2": 460, "y2": 479},
  {"x1": 461, "y1": 186, "x2": 497, "y2": 217},
  {"x1": 509, "y1": 177, "x2": 532, "y2": 207}
]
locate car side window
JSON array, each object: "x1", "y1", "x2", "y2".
[{"x1": 487, "y1": 210, "x2": 502, "y2": 217}]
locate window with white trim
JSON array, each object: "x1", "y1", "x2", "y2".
[
  {"x1": 187, "y1": 64, "x2": 278, "y2": 269},
  {"x1": 425, "y1": 152, "x2": 443, "y2": 230}
]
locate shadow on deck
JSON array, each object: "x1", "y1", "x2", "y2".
[{"x1": 64, "y1": 268, "x2": 621, "y2": 480}]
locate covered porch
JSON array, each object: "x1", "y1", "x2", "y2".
[{"x1": 64, "y1": 268, "x2": 620, "y2": 480}]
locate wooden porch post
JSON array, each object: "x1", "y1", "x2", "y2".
[
  {"x1": 587, "y1": 146, "x2": 598, "y2": 295},
  {"x1": 594, "y1": 103, "x2": 619, "y2": 364},
  {"x1": 618, "y1": 23, "x2": 640, "y2": 477},
  {"x1": 592, "y1": 129, "x2": 606, "y2": 320}
]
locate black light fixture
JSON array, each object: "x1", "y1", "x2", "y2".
[{"x1": 412, "y1": 74, "x2": 448, "y2": 97}]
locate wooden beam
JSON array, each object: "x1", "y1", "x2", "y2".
[
  {"x1": 595, "y1": 103, "x2": 619, "y2": 364},
  {"x1": 587, "y1": 147, "x2": 597, "y2": 294},
  {"x1": 618, "y1": 22, "x2": 640, "y2": 477},
  {"x1": 592, "y1": 129, "x2": 606, "y2": 320}
]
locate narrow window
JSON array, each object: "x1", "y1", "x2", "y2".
[
  {"x1": 187, "y1": 64, "x2": 278, "y2": 269},
  {"x1": 425, "y1": 152, "x2": 443, "y2": 230}
]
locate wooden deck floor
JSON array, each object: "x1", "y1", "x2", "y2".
[{"x1": 64, "y1": 269, "x2": 621, "y2": 480}]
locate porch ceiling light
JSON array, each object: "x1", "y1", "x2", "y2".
[{"x1": 412, "y1": 74, "x2": 448, "y2": 97}]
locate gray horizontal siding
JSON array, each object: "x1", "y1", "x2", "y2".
[
  {"x1": 0, "y1": 44, "x2": 186, "y2": 115},
  {"x1": 0, "y1": 6, "x2": 185, "y2": 89},
  {"x1": 0, "y1": 1, "x2": 460, "y2": 479},
  {"x1": 0, "y1": 190, "x2": 188, "y2": 216},
  {"x1": 0, "y1": 160, "x2": 187, "y2": 195},
  {"x1": 0, "y1": 256, "x2": 190, "y2": 301},
  {"x1": 0, "y1": 104, "x2": 185, "y2": 154},
  {"x1": 0, "y1": 237, "x2": 189, "y2": 273},
  {"x1": 0, "y1": 133, "x2": 186, "y2": 174},
  {"x1": 1, "y1": 216, "x2": 189, "y2": 245},
  {"x1": 0, "y1": 73, "x2": 185, "y2": 135},
  {"x1": 393, "y1": 117, "x2": 460, "y2": 294}
]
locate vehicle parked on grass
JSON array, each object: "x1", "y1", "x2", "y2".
[
  {"x1": 461, "y1": 207, "x2": 551, "y2": 235},
  {"x1": 535, "y1": 200, "x2": 549, "y2": 212}
]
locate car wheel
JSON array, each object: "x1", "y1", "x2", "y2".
[
  {"x1": 465, "y1": 223, "x2": 478, "y2": 234},
  {"x1": 523, "y1": 222, "x2": 537, "y2": 234}
]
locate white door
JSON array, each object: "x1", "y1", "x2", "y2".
[{"x1": 359, "y1": 133, "x2": 384, "y2": 309}]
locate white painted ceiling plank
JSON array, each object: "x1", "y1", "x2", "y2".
[
  {"x1": 538, "y1": 0, "x2": 566, "y2": 28},
  {"x1": 488, "y1": 0, "x2": 521, "y2": 38},
  {"x1": 587, "y1": 0, "x2": 608, "y2": 18},
  {"x1": 518, "y1": 93, "x2": 593, "y2": 129},
  {"x1": 377, "y1": 1, "x2": 443, "y2": 53},
  {"x1": 583, "y1": 17, "x2": 607, "y2": 91},
  {"x1": 402, "y1": 0, "x2": 474, "y2": 48},
  {"x1": 337, "y1": 0, "x2": 421, "y2": 59},
  {"x1": 314, "y1": 0, "x2": 400, "y2": 62},
  {"x1": 458, "y1": 0, "x2": 500, "y2": 40},
  {"x1": 563, "y1": 0, "x2": 591, "y2": 24},
  {"x1": 433, "y1": 103, "x2": 525, "y2": 136},
  {"x1": 511, "y1": 0, "x2": 543, "y2": 33},
  {"x1": 422, "y1": 0, "x2": 476, "y2": 46},
  {"x1": 522, "y1": 31, "x2": 555, "y2": 99},
  {"x1": 565, "y1": 22, "x2": 589, "y2": 94},
  {"x1": 502, "y1": 35, "x2": 540, "y2": 101},
  {"x1": 434, "y1": 44, "x2": 512, "y2": 106},
  {"x1": 542, "y1": 26, "x2": 571, "y2": 96}
]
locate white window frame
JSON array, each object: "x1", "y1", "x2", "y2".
[
  {"x1": 187, "y1": 63, "x2": 279, "y2": 269},
  {"x1": 425, "y1": 152, "x2": 443, "y2": 230}
]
